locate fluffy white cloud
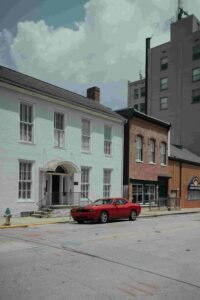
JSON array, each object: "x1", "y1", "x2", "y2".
[{"x1": 2, "y1": 0, "x2": 200, "y2": 108}]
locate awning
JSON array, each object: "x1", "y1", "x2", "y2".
[{"x1": 43, "y1": 160, "x2": 80, "y2": 175}]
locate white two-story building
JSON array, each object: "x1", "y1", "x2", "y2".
[{"x1": 0, "y1": 66, "x2": 125, "y2": 216}]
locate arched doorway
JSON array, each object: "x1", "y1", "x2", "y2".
[{"x1": 41, "y1": 160, "x2": 80, "y2": 207}]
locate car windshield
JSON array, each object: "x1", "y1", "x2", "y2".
[{"x1": 93, "y1": 199, "x2": 113, "y2": 205}]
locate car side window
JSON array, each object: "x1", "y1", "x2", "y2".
[{"x1": 114, "y1": 199, "x2": 126, "y2": 205}]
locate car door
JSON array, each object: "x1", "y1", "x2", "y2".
[{"x1": 113, "y1": 199, "x2": 127, "y2": 218}]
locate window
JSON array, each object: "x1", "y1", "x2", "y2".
[
  {"x1": 18, "y1": 162, "x2": 32, "y2": 199},
  {"x1": 134, "y1": 104, "x2": 138, "y2": 110},
  {"x1": 20, "y1": 103, "x2": 33, "y2": 143},
  {"x1": 136, "y1": 136, "x2": 143, "y2": 161},
  {"x1": 132, "y1": 184, "x2": 143, "y2": 203},
  {"x1": 188, "y1": 190, "x2": 200, "y2": 200},
  {"x1": 149, "y1": 139, "x2": 155, "y2": 163},
  {"x1": 160, "y1": 57, "x2": 168, "y2": 70},
  {"x1": 54, "y1": 112, "x2": 64, "y2": 148},
  {"x1": 103, "y1": 169, "x2": 112, "y2": 197},
  {"x1": 192, "y1": 45, "x2": 200, "y2": 60},
  {"x1": 81, "y1": 167, "x2": 90, "y2": 198},
  {"x1": 192, "y1": 68, "x2": 200, "y2": 82},
  {"x1": 161, "y1": 142, "x2": 167, "y2": 165},
  {"x1": 144, "y1": 185, "x2": 156, "y2": 204},
  {"x1": 160, "y1": 97, "x2": 168, "y2": 110},
  {"x1": 82, "y1": 119, "x2": 91, "y2": 152},
  {"x1": 140, "y1": 103, "x2": 145, "y2": 113},
  {"x1": 140, "y1": 87, "x2": 145, "y2": 97},
  {"x1": 134, "y1": 88, "x2": 139, "y2": 99},
  {"x1": 192, "y1": 88, "x2": 200, "y2": 103},
  {"x1": 160, "y1": 78, "x2": 168, "y2": 91},
  {"x1": 104, "y1": 125, "x2": 112, "y2": 155}
]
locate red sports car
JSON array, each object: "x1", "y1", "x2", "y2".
[{"x1": 71, "y1": 198, "x2": 141, "y2": 224}]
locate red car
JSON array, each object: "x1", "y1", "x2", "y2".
[{"x1": 71, "y1": 198, "x2": 141, "y2": 224}]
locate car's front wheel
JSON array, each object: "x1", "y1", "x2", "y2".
[
  {"x1": 129, "y1": 210, "x2": 137, "y2": 221},
  {"x1": 100, "y1": 211, "x2": 108, "y2": 223}
]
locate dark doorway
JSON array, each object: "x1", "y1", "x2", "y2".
[
  {"x1": 52, "y1": 175, "x2": 60, "y2": 205},
  {"x1": 158, "y1": 177, "x2": 168, "y2": 206}
]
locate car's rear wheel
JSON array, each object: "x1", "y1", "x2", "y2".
[
  {"x1": 129, "y1": 210, "x2": 137, "y2": 221},
  {"x1": 100, "y1": 211, "x2": 108, "y2": 223}
]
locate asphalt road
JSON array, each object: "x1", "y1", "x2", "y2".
[{"x1": 0, "y1": 214, "x2": 200, "y2": 300}]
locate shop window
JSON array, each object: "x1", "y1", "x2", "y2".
[{"x1": 132, "y1": 184, "x2": 143, "y2": 203}]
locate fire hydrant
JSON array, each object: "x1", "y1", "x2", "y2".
[{"x1": 4, "y1": 208, "x2": 12, "y2": 226}]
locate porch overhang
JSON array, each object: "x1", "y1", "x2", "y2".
[{"x1": 43, "y1": 160, "x2": 80, "y2": 175}]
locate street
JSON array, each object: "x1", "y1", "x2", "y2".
[{"x1": 0, "y1": 214, "x2": 200, "y2": 300}]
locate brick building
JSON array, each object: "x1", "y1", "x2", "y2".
[
  {"x1": 169, "y1": 145, "x2": 200, "y2": 208},
  {"x1": 116, "y1": 108, "x2": 171, "y2": 206}
]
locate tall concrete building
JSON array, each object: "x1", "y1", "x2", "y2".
[
  {"x1": 128, "y1": 79, "x2": 145, "y2": 113},
  {"x1": 128, "y1": 14, "x2": 200, "y2": 155}
]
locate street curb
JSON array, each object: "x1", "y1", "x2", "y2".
[
  {"x1": 139, "y1": 211, "x2": 200, "y2": 218},
  {"x1": 0, "y1": 220, "x2": 70, "y2": 229}
]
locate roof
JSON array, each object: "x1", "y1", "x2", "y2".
[
  {"x1": 170, "y1": 144, "x2": 200, "y2": 165},
  {"x1": 0, "y1": 65, "x2": 125, "y2": 122},
  {"x1": 116, "y1": 107, "x2": 171, "y2": 129}
]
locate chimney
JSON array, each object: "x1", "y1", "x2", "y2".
[{"x1": 87, "y1": 86, "x2": 100, "y2": 103}]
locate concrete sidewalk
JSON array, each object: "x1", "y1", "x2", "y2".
[{"x1": 1, "y1": 207, "x2": 200, "y2": 229}]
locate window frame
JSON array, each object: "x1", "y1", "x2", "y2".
[
  {"x1": 134, "y1": 88, "x2": 139, "y2": 100},
  {"x1": 192, "y1": 68, "x2": 200, "y2": 82},
  {"x1": 18, "y1": 161, "x2": 33, "y2": 201},
  {"x1": 160, "y1": 97, "x2": 168, "y2": 110},
  {"x1": 103, "y1": 169, "x2": 112, "y2": 198},
  {"x1": 81, "y1": 119, "x2": 91, "y2": 153},
  {"x1": 20, "y1": 102, "x2": 34, "y2": 143},
  {"x1": 149, "y1": 139, "x2": 156, "y2": 164},
  {"x1": 136, "y1": 135, "x2": 143, "y2": 162},
  {"x1": 192, "y1": 44, "x2": 200, "y2": 60},
  {"x1": 160, "y1": 56, "x2": 168, "y2": 70},
  {"x1": 160, "y1": 77, "x2": 168, "y2": 91},
  {"x1": 161, "y1": 142, "x2": 167, "y2": 165},
  {"x1": 81, "y1": 167, "x2": 90, "y2": 199},
  {"x1": 104, "y1": 125, "x2": 112, "y2": 156},
  {"x1": 192, "y1": 88, "x2": 200, "y2": 103},
  {"x1": 54, "y1": 112, "x2": 65, "y2": 148}
]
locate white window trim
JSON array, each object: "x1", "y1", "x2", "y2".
[
  {"x1": 103, "y1": 169, "x2": 112, "y2": 198},
  {"x1": 104, "y1": 125, "x2": 112, "y2": 156},
  {"x1": 54, "y1": 111, "x2": 66, "y2": 149},
  {"x1": 81, "y1": 118, "x2": 92, "y2": 153},
  {"x1": 81, "y1": 166, "x2": 91, "y2": 199},
  {"x1": 17, "y1": 159, "x2": 35, "y2": 203},
  {"x1": 19, "y1": 101, "x2": 35, "y2": 144}
]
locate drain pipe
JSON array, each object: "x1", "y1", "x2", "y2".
[{"x1": 145, "y1": 37, "x2": 151, "y2": 114}]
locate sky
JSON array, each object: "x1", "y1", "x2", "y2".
[{"x1": 0, "y1": 0, "x2": 200, "y2": 109}]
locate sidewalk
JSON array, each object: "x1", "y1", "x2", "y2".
[{"x1": 1, "y1": 207, "x2": 200, "y2": 229}]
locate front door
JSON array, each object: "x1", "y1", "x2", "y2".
[{"x1": 52, "y1": 175, "x2": 60, "y2": 205}]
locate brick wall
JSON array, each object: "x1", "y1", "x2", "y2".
[{"x1": 169, "y1": 159, "x2": 200, "y2": 208}]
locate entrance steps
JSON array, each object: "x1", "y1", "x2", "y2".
[
  {"x1": 32, "y1": 208, "x2": 52, "y2": 218},
  {"x1": 32, "y1": 206, "x2": 71, "y2": 218}
]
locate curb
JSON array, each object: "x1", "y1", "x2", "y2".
[
  {"x1": 139, "y1": 210, "x2": 200, "y2": 218},
  {"x1": 0, "y1": 220, "x2": 70, "y2": 229}
]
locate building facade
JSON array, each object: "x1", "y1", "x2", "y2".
[
  {"x1": 0, "y1": 66, "x2": 125, "y2": 216},
  {"x1": 128, "y1": 14, "x2": 200, "y2": 155},
  {"x1": 128, "y1": 79, "x2": 145, "y2": 112},
  {"x1": 169, "y1": 145, "x2": 200, "y2": 208},
  {"x1": 116, "y1": 108, "x2": 171, "y2": 206}
]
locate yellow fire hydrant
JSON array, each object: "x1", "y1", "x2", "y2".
[{"x1": 4, "y1": 208, "x2": 12, "y2": 226}]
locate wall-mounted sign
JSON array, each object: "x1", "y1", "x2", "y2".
[{"x1": 188, "y1": 176, "x2": 200, "y2": 190}]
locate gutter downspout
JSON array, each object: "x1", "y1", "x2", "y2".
[{"x1": 145, "y1": 37, "x2": 151, "y2": 114}]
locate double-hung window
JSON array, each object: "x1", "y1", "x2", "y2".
[
  {"x1": 160, "y1": 77, "x2": 168, "y2": 91},
  {"x1": 160, "y1": 57, "x2": 168, "y2": 70},
  {"x1": 192, "y1": 68, "x2": 200, "y2": 82},
  {"x1": 104, "y1": 125, "x2": 112, "y2": 155},
  {"x1": 81, "y1": 167, "x2": 90, "y2": 198},
  {"x1": 54, "y1": 112, "x2": 64, "y2": 148},
  {"x1": 82, "y1": 119, "x2": 91, "y2": 152},
  {"x1": 20, "y1": 103, "x2": 33, "y2": 143},
  {"x1": 149, "y1": 139, "x2": 155, "y2": 163},
  {"x1": 161, "y1": 142, "x2": 167, "y2": 165},
  {"x1": 18, "y1": 161, "x2": 32, "y2": 200},
  {"x1": 136, "y1": 135, "x2": 143, "y2": 161},
  {"x1": 192, "y1": 88, "x2": 200, "y2": 103},
  {"x1": 103, "y1": 169, "x2": 112, "y2": 198},
  {"x1": 160, "y1": 97, "x2": 168, "y2": 110}
]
